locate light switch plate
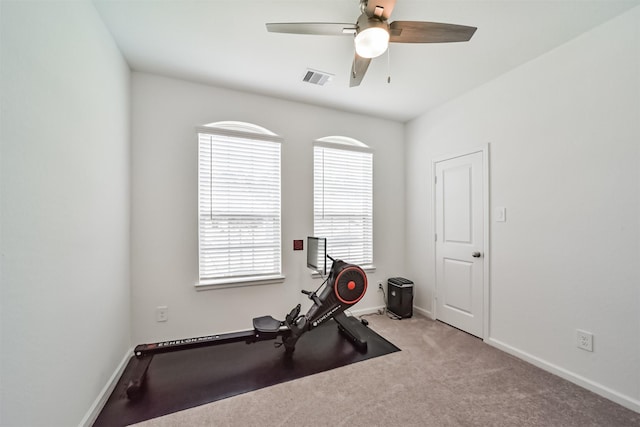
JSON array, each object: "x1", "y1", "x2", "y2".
[
  {"x1": 495, "y1": 207, "x2": 506, "y2": 222},
  {"x1": 156, "y1": 306, "x2": 168, "y2": 322}
]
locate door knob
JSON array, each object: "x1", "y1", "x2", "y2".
[{"x1": 472, "y1": 251, "x2": 482, "y2": 258}]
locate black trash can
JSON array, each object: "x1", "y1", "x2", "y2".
[{"x1": 387, "y1": 277, "x2": 414, "y2": 318}]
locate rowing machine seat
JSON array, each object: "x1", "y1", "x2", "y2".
[{"x1": 253, "y1": 316, "x2": 283, "y2": 333}]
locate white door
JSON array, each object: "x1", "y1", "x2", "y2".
[{"x1": 434, "y1": 150, "x2": 485, "y2": 338}]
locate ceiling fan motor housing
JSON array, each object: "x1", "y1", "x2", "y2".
[{"x1": 356, "y1": 13, "x2": 389, "y2": 34}]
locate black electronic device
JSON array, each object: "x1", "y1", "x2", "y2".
[
  {"x1": 387, "y1": 277, "x2": 414, "y2": 318},
  {"x1": 124, "y1": 245, "x2": 368, "y2": 400},
  {"x1": 306, "y1": 236, "x2": 327, "y2": 276}
]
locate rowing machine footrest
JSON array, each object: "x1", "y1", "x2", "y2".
[{"x1": 253, "y1": 315, "x2": 283, "y2": 333}]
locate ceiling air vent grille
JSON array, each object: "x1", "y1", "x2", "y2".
[{"x1": 302, "y1": 69, "x2": 334, "y2": 86}]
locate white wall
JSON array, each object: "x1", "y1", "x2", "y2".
[
  {"x1": 0, "y1": 2, "x2": 131, "y2": 426},
  {"x1": 405, "y1": 6, "x2": 640, "y2": 410},
  {"x1": 131, "y1": 72, "x2": 405, "y2": 343}
]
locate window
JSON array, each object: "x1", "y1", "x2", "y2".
[
  {"x1": 314, "y1": 136, "x2": 373, "y2": 267},
  {"x1": 198, "y1": 122, "x2": 282, "y2": 286}
]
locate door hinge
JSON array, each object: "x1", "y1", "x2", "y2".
[
  {"x1": 435, "y1": 233, "x2": 438, "y2": 242},
  {"x1": 435, "y1": 176, "x2": 438, "y2": 184}
]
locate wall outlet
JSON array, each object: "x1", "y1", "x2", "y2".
[
  {"x1": 576, "y1": 329, "x2": 593, "y2": 352},
  {"x1": 378, "y1": 283, "x2": 384, "y2": 291},
  {"x1": 156, "y1": 306, "x2": 168, "y2": 322}
]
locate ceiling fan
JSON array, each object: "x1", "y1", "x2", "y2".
[{"x1": 266, "y1": 0, "x2": 477, "y2": 87}]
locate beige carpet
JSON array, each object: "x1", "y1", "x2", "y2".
[{"x1": 132, "y1": 314, "x2": 640, "y2": 427}]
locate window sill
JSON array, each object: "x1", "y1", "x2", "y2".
[
  {"x1": 195, "y1": 274, "x2": 285, "y2": 291},
  {"x1": 310, "y1": 265, "x2": 376, "y2": 279}
]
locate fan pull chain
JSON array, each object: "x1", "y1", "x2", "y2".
[
  {"x1": 352, "y1": 55, "x2": 357, "y2": 79},
  {"x1": 387, "y1": 45, "x2": 391, "y2": 84}
]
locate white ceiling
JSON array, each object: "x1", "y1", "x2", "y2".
[{"x1": 93, "y1": 0, "x2": 640, "y2": 122}]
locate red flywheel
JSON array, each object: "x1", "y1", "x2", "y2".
[{"x1": 334, "y1": 265, "x2": 367, "y2": 305}]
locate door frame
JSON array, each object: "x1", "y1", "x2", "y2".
[{"x1": 431, "y1": 144, "x2": 490, "y2": 340}]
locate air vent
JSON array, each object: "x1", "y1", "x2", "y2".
[{"x1": 302, "y1": 69, "x2": 334, "y2": 86}]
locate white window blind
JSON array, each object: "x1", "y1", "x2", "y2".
[
  {"x1": 198, "y1": 126, "x2": 281, "y2": 284},
  {"x1": 314, "y1": 142, "x2": 373, "y2": 266}
]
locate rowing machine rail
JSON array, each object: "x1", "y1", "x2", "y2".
[{"x1": 125, "y1": 258, "x2": 368, "y2": 400}]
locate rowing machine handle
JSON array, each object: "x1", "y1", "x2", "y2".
[{"x1": 301, "y1": 289, "x2": 322, "y2": 306}]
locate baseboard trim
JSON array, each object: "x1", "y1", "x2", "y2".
[
  {"x1": 348, "y1": 305, "x2": 386, "y2": 316},
  {"x1": 350, "y1": 305, "x2": 434, "y2": 320},
  {"x1": 349, "y1": 305, "x2": 433, "y2": 319},
  {"x1": 79, "y1": 347, "x2": 133, "y2": 427},
  {"x1": 413, "y1": 305, "x2": 433, "y2": 319},
  {"x1": 486, "y1": 337, "x2": 640, "y2": 414}
]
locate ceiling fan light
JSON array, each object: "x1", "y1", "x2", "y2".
[{"x1": 354, "y1": 26, "x2": 389, "y2": 58}]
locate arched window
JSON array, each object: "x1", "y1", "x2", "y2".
[
  {"x1": 202, "y1": 121, "x2": 278, "y2": 135},
  {"x1": 313, "y1": 136, "x2": 373, "y2": 267},
  {"x1": 197, "y1": 121, "x2": 282, "y2": 286}
]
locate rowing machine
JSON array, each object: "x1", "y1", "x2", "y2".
[{"x1": 125, "y1": 256, "x2": 368, "y2": 400}]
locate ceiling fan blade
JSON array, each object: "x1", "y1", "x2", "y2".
[
  {"x1": 364, "y1": 0, "x2": 397, "y2": 20},
  {"x1": 349, "y1": 53, "x2": 371, "y2": 87},
  {"x1": 389, "y1": 21, "x2": 477, "y2": 43},
  {"x1": 266, "y1": 22, "x2": 356, "y2": 36}
]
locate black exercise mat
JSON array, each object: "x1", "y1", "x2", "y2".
[{"x1": 94, "y1": 317, "x2": 400, "y2": 426}]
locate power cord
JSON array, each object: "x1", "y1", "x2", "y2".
[
  {"x1": 357, "y1": 284, "x2": 401, "y2": 321},
  {"x1": 379, "y1": 285, "x2": 401, "y2": 320}
]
